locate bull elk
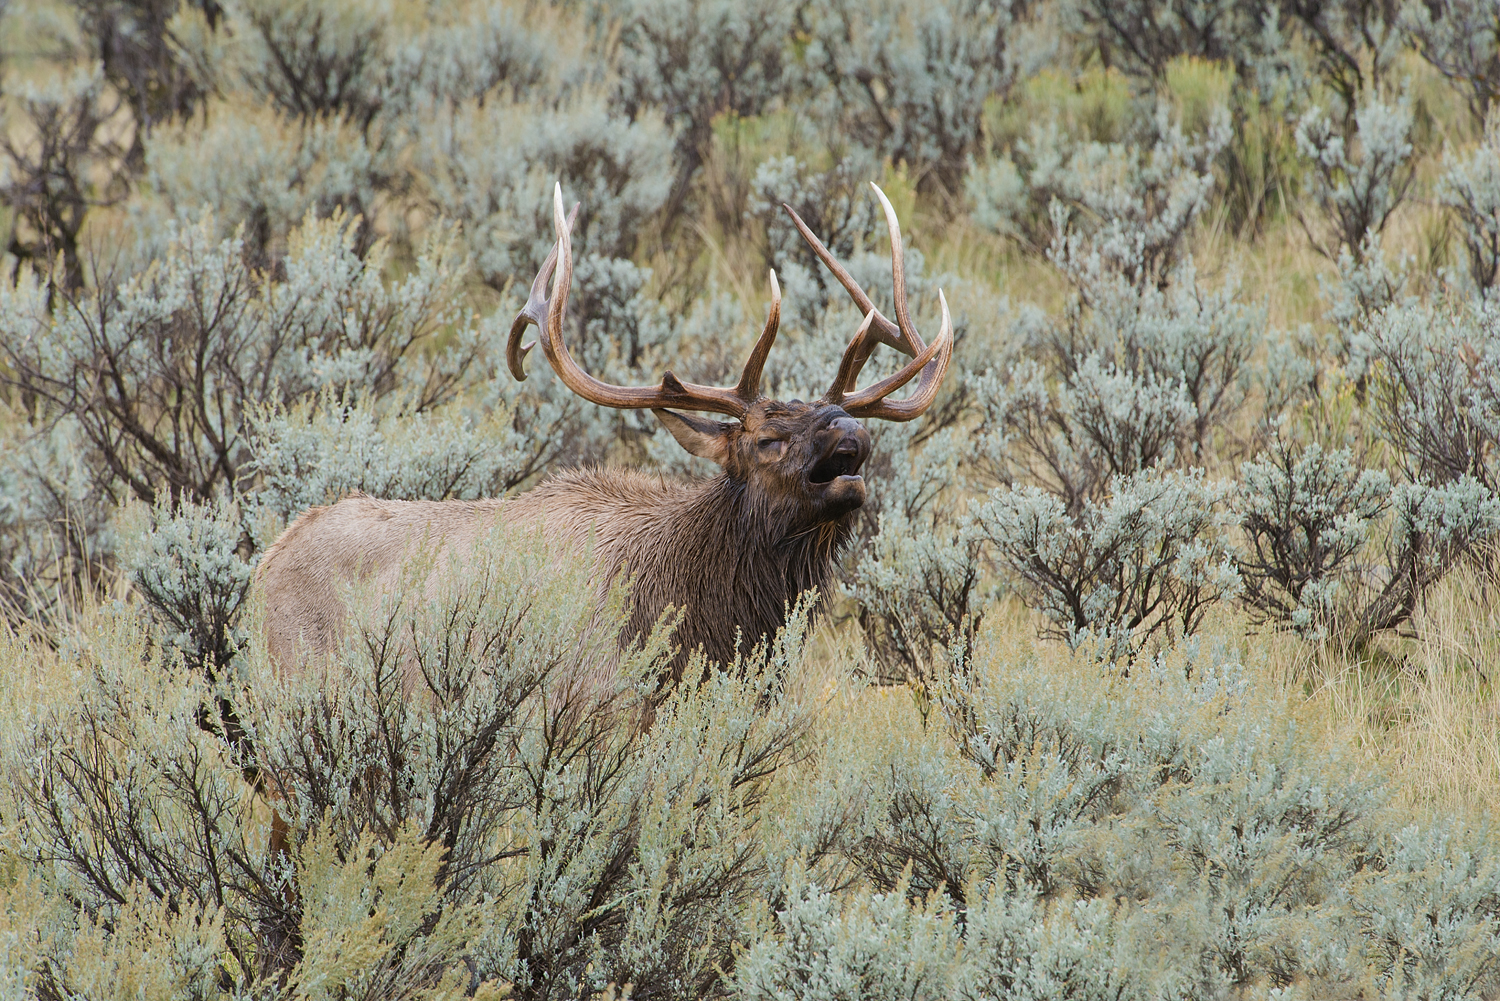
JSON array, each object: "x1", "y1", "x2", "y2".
[{"x1": 255, "y1": 182, "x2": 953, "y2": 676}]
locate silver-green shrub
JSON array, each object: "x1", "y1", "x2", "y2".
[
  {"x1": 1076, "y1": 261, "x2": 1261, "y2": 457},
  {"x1": 970, "y1": 319, "x2": 1247, "y2": 516},
  {"x1": 968, "y1": 98, "x2": 1254, "y2": 530},
  {"x1": 612, "y1": 0, "x2": 795, "y2": 216},
  {"x1": 733, "y1": 876, "x2": 961, "y2": 1001},
  {"x1": 0, "y1": 212, "x2": 488, "y2": 508},
  {"x1": 1255, "y1": 288, "x2": 1500, "y2": 639},
  {"x1": 1234, "y1": 435, "x2": 1392, "y2": 639},
  {"x1": 119, "y1": 492, "x2": 254, "y2": 673},
  {"x1": 1, "y1": 606, "x2": 278, "y2": 990},
  {"x1": 1056, "y1": 0, "x2": 1270, "y2": 81},
  {"x1": 797, "y1": 0, "x2": 1016, "y2": 196},
  {"x1": 959, "y1": 98, "x2": 1255, "y2": 656},
  {"x1": 1063, "y1": 354, "x2": 1197, "y2": 477},
  {"x1": 241, "y1": 389, "x2": 544, "y2": 535},
  {"x1": 0, "y1": 413, "x2": 113, "y2": 625},
  {"x1": 140, "y1": 98, "x2": 385, "y2": 262},
  {"x1": 0, "y1": 61, "x2": 127, "y2": 290},
  {"x1": 736, "y1": 875, "x2": 1178, "y2": 1000},
  {"x1": 1047, "y1": 109, "x2": 1230, "y2": 293},
  {"x1": 747, "y1": 150, "x2": 884, "y2": 325},
  {"x1": 752, "y1": 636, "x2": 1446, "y2": 997},
  {"x1": 979, "y1": 468, "x2": 1239, "y2": 655},
  {"x1": 846, "y1": 427, "x2": 994, "y2": 682},
  {"x1": 1438, "y1": 110, "x2": 1500, "y2": 291},
  {"x1": 972, "y1": 101, "x2": 1229, "y2": 284},
  {"x1": 2, "y1": 525, "x2": 828, "y2": 994},
  {"x1": 1354, "y1": 820, "x2": 1500, "y2": 997},
  {"x1": 1237, "y1": 415, "x2": 1500, "y2": 642},
  {"x1": 968, "y1": 357, "x2": 1165, "y2": 514},
  {"x1": 1070, "y1": 0, "x2": 1397, "y2": 115},
  {"x1": 1320, "y1": 230, "x2": 1411, "y2": 383},
  {"x1": 1294, "y1": 91, "x2": 1416, "y2": 262},
  {"x1": 418, "y1": 86, "x2": 673, "y2": 288},
  {"x1": 1371, "y1": 476, "x2": 1500, "y2": 625},
  {"x1": 1367, "y1": 291, "x2": 1500, "y2": 488},
  {"x1": 152, "y1": 0, "x2": 551, "y2": 259},
  {"x1": 1406, "y1": 0, "x2": 1500, "y2": 126},
  {"x1": 246, "y1": 526, "x2": 823, "y2": 992}
]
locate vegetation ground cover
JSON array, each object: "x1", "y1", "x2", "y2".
[{"x1": 2, "y1": 0, "x2": 1500, "y2": 995}]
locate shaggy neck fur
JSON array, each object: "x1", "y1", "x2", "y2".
[{"x1": 516, "y1": 467, "x2": 854, "y2": 673}]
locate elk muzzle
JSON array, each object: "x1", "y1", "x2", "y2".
[{"x1": 807, "y1": 414, "x2": 871, "y2": 514}]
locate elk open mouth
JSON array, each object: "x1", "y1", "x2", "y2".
[{"x1": 808, "y1": 445, "x2": 864, "y2": 485}]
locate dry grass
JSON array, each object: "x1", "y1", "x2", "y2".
[{"x1": 1294, "y1": 570, "x2": 1500, "y2": 819}]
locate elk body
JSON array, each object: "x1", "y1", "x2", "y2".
[{"x1": 255, "y1": 183, "x2": 953, "y2": 675}]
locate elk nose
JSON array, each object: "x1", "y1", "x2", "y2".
[
  {"x1": 828, "y1": 416, "x2": 870, "y2": 461},
  {"x1": 829, "y1": 416, "x2": 862, "y2": 438}
]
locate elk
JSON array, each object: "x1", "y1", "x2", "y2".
[{"x1": 254, "y1": 182, "x2": 953, "y2": 677}]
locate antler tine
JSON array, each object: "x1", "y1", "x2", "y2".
[
  {"x1": 509, "y1": 184, "x2": 775, "y2": 419},
  {"x1": 788, "y1": 184, "x2": 936, "y2": 404},
  {"x1": 824, "y1": 310, "x2": 880, "y2": 407},
  {"x1": 842, "y1": 290, "x2": 954, "y2": 422},
  {"x1": 868, "y1": 183, "x2": 926, "y2": 359},
  {"x1": 733, "y1": 270, "x2": 781, "y2": 403},
  {"x1": 507, "y1": 199, "x2": 580, "y2": 380},
  {"x1": 782, "y1": 202, "x2": 908, "y2": 355},
  {"x1": 796, "y1": 182, "x2": 949, "y2": 418}
]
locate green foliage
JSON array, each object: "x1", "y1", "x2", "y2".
[
  {"x1": 0, "y1": 527, "x2": 827, "y2": 996},
  {"x1": 980, "y1": 468, "x2": 1240, "y2": 654},
  {"x1": 1295, "y1": 91, "x2": 1417, "y2": 262},
  {"x1": 7, "y1": 0, "x2": 1500, "y2": 990},
  {"x1": 1438, "y1": 109, "x2": 1500, "y2": 290},
  {"x1": 733, "y1": 634, "x2": 1500, "y2": 998},
  {"x1": 1235, "y1": 435, "x2": 1393, "y2": 638}
]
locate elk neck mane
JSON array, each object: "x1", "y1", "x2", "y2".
[{"x1": 508, "y1": 465, "x2": 853, "y2": 669}]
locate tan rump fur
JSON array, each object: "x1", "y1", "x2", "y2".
[{"x1": 256, "y1": 493, "x2": 510, "y2": 674}]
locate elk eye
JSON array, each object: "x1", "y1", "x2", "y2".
[{"x1": 758, "y1": 438, "x2": 786, "y2": 456}]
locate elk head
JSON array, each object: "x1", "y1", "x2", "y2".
[{"x1": 507, "y1": 182, "x2": 953, "y2": 527}]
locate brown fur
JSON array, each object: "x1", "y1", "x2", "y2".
[{"x1": 254, "y1": 400, "x2": 872, "y2": 674}]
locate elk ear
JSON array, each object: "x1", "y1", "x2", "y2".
[{"x1": 652, "y1": 408, "x2": 733, "y2": 465}]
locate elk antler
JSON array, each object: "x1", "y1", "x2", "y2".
[
  {"x1": 783, "y1": 182, "x2": 954, "y2": 421},
  {"x1": 508, "y1": 184, "x2": 783, "y2": 419}
]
